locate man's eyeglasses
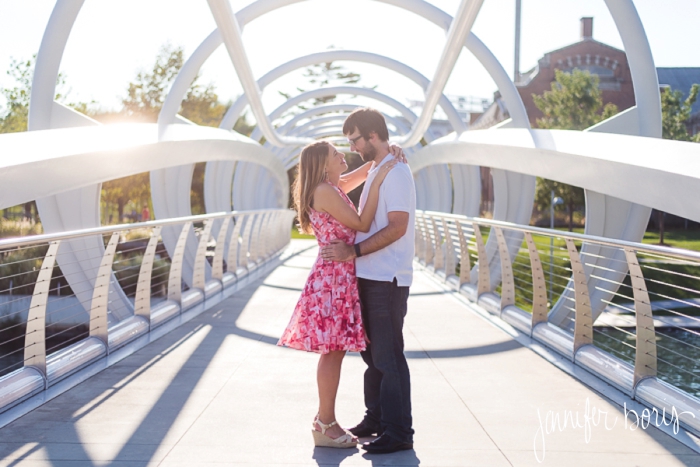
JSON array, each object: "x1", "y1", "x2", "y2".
[{"x1": 348, "y1": 134, "x2": 363, "y2": 146}]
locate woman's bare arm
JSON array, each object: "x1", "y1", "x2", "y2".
[
  {"x1": 337, "y1": 144, "x2": 406, "y2": 194},
  {"x1": 338, "y1": 162, "x2": 372, "y2": 194},
  {"x1": 313, "y1": 161, "x2": 397, "y2": 233}
]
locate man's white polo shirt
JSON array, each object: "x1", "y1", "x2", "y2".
[{"x1": 355, "y1": 154, "x2": 416, "y2": 287}]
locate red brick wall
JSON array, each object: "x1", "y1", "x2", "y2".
[{"x1": 517, "y1": 40, "x2": 636, "y2": 127}]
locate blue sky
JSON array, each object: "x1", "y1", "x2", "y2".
[{"x1": 1, "y1": 0, "x2": 699, "y2": 117}]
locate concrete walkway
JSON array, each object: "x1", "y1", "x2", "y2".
[{"x1": 0, "y1": 240, "x2": 698, "y2": 466}]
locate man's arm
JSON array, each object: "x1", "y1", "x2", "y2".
[{"x1": 320, "y1": 211, "x2": 409, "y2": 262}]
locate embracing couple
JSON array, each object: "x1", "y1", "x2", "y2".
[{"x1": 277, "y1": 108, "x2": 416, "y2": 454}]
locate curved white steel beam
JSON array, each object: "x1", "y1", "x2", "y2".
[
  {"x1": 407, "y1": 129, "x2": 700, "y2": 222},
  {"x1": 26, "y1": 0, "x2": 134, "y2": 322},
  {"x1": 219, "y1": 50, "x2": 467, "y2": 134},
  {"x1": 0, "y1": 124, "x2": 287, "y2": 209},
  {"x1": 276, "y1": 105, "x2": 409, "y2": 141},
  {"x1": 154, "y1": 0, "x2": 520, "y2": 253},
  {"x1": 231, "y1": 84, "x2": 441, "y2": 210},
  {"x1": 275, "y1": 111, "x2": 414, "y2": 169},
  {"x1": 206, "y1": 0, "x2": 310, "y2": 147},
  {"x1": 272, "y1": 97, "x2": 417, "y2": 168},
  {"x1": 160, "y1": 0, "x2": 528, "y2": 134},
  {"x1": 249, "y1": 86, "x2": 427, "y2": 142},
  {"x1": 604, "y1": 1, "x2": 661, "y2": 139},
  {"x1": 547, "y1": 0, "x2": 662, "y2": 327},
  {"x1": 374, "y1": 0, "x2": 532, "y2": 281},
  {"x1": 204, "y1": 107, "x2": 358, "y2": 217},
  {"x1": 399, "y1": 0, "x2": 483, "y2": 146}
]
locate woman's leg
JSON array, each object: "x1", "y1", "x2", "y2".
[{"x1": 316, "y1": 350, "x2": 350, "y2": 438}]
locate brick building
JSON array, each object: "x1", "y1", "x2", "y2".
[{"x1": 516, "y1": 17, "x2": 635, "y2": 127}]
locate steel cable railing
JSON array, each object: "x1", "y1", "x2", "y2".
[
  {"x1": 416, "y1": 210, "x2": 700, "y2": 437},
  {"x1": 0, "y1": 208, "x2": 295, "y2": 414}
]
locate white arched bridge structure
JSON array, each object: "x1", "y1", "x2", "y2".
[{"x1": 1, "y1": 0, "x2": 700, "y2": 465}]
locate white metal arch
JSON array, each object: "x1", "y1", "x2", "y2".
[
  {"x1": 157, "y1": 0, "x2": 528, "y2": 231},
  {"x1": 23, "y1": 0, "x2": 663, "y2": 329},
  {"x1": 218, "y1": 49, "x2": 467, "y2": 134},
  {"x1": 255, "y1": 86, "x2": 454, "y2": 213},
  {"x1": 547, "y1": 0, "x2": 662, "y2": 326}
]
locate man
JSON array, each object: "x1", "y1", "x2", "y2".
[{"x1": 320, "y1": 108, "x2": 416, "y2": 454}]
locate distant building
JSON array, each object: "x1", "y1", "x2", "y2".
[
  {"x1": 515, "y1": 17, "x2": 635, "y2": 127},
  {"x1": 472, "y1": 18, "x2": 700, "y2": 139}
]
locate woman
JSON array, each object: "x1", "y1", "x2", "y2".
[{"x1": 278, "y1": 140, "x2": 402, "y2": 448}]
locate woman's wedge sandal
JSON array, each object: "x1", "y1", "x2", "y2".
[{"x1": 312, "y1": 416, "x2": 358, "y2": 448}]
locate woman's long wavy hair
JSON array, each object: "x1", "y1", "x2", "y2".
[{"x1": 292, "y1": 141, "x2": 331, "y2": 234}]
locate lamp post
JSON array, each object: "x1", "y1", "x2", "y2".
[{"x1": 549, "y1": 191, "x2": 564, "y2": 305}]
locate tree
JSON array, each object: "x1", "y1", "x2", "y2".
[
  {"x1": 534, "y1": 180, "x2": 585, "y2": 231},
  {"x1": 655, "y1": 83, "x2": 699, "y2": 244},
  {"x1": 121, "y1": 44, "x2": 185, "y2": 121},
  {"x1": 120, "y1": 42, "x2": 234, "y2": 127},
  {"x1": 0, "y1": 55, "x2": 72, "y2": 134},
  {"x1": 533, "y1": 69, "x2": 619, "y2": 230},
  {"x1": 101, "y1": 172, "x2": 150, "y2": 224},
  {"x1": 661, "y1": 84, "x2": 700, "y2": 142},
  {"x1": 533, "y1": 69, "x2": 618, "y2": 130},
  {"x1": 109, "y1": 43, "x2": 251, "y2": 220}
]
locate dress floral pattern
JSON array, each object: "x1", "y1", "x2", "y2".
[{"x1": 278, "y1": 182, "x2": 366, "y2": 354}]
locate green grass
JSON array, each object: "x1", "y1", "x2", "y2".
[
  {"x1": 528, "y1": 228, "x2": 700, "y2": 255},
  {"x1": 291, "y1": 229, "x2": 315, "y2": 240},
  {"x1": 642, "y1": 230, "x2": 700, "y2": 252}
]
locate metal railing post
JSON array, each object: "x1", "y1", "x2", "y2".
[
  {"x1": 227, "y1": 214, "x2": 245, "y2": 273},
  {"x1": 89, "y1": 232, "x2": 121, "y2": 346},
  {"x1": 431, "y1": 216, "x2": 444, "y2": 271},
  {"x1": 565, "y1": 238, "x2": 593, "y2": 354},
  {"x1": 455, "y1": 221, "x2": 472, "y2": 287},
  {"x1": 442, "y1": 218, "x2": 457, "y2": 278},
  {"x1": 193, "y1": 219, "x2": 214, "y2": 290},
  {"x1": 249, "y1": 212, "x2": 265, "y2": 264},
  {"x1": 24, "y1": 241, "x2": 61, "y2": 378},
  {"x1": 422, "y1": 215, "x2": 434, "y2": 266},
  {"x1": 524, "y1": 232, "x2": 548, "y2": 327},
  {"x1": 415, "y1": 214, "x2": 426, "y2": 263},
  {"x1": 240, "y1": 214, "x2": 256, "y2": 269},
  {"x1": 495, "y1": 227, "x2": 515, "y2": 310},
  {"x1": 623, "y1": 248, "x2": 658, "y2": 386},
  {"x1": 473, "y1": 223, "x2": 490, "y2": 295},
  {"x1": 168, "y1": 222, "x2": 192, "y2": 303},
  {"x1": 259, "y1": 212, "x2": 273, "y2": 259},
  {"x1": 134, "y1": 226, "x2": 162, "y2": 324},
  {"x1": 212, "y1": 217, "x2": 231, "y2": 280}
]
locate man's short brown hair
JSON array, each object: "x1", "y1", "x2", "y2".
[{"x1": 343, "y1": 108, "x2": 389, "y2": 142}]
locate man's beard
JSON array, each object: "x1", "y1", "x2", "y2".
[{"x1": 359, "y1": 143, "x2": 377, "y2": 162}]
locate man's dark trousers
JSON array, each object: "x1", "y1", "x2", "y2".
[{"x1": 358, "y1": 277, "x2": 413, "y2": 443}]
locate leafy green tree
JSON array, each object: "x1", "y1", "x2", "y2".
[
  {"x1": 654, "y1": 83, "x2": 699, "y2": 244},
  {"x1": 533, "y1": 69, "x2": 619, "y2": 230},
  {"x1": 533, "y1": 69, "x2": 618, "y2": 130},
  {"x1": 120, "y1": 42, "x2": 243, "y2": 128},
  {"x1": 0, "y1": 56, "x2": 71, "y2": 133},
  {"x1": 661, "y1": 84, "x2": 700, "y2": 142},
  {"x1": 534, "y1": 180, "x2": 584, "y2": 231},
  {"x1": 121, "y1": 44, "x2": 185, "y2": 121},
  {"x1": 111, "y1": 43, "x2": 252, "y2": 220},
  {"x1": 101, "y1": 172, "x2": 150, "y2": 224}
]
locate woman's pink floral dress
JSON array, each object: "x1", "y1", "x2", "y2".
[{"x1": 278, "y1": 182, "x2": 366, "y2": 354}]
